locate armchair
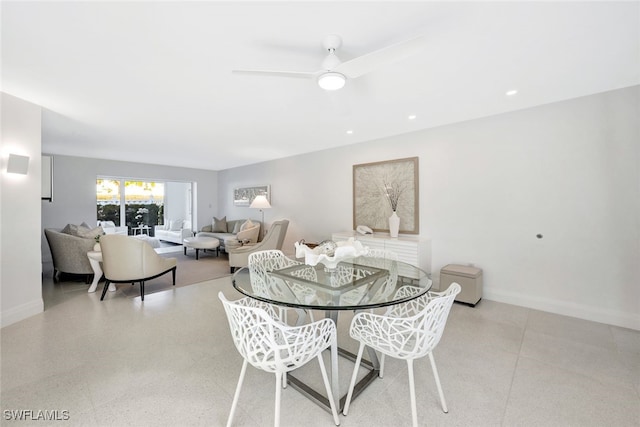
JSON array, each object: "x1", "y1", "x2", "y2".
[
  {"x1": 99, "y1": 234, "x2": 177, "y2": 301},
  {"x1": 228, "y1": 219, "x2": 289, "y2": 273},
  {"x1": 44, "y1": 228, "x2": 96, "y2": 282}
]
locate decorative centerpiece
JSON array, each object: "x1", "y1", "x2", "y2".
[{"x1": 295, "y1": 238, "x2": 369, "y2": 271}]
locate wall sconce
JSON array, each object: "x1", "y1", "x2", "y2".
[{"x1": 6, "y1": 154, "x2": 30, "y2": 175}]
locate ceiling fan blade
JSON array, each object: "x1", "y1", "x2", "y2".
[
  {"x1": 334, "y1": 35, "x2": 428, "y2": 78},
  {"x1": 232, "y1": 69, "x2": 318, "y2": 79}
]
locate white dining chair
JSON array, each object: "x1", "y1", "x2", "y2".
[
  {"x1": 357, "y1": 249, "x2": 399, "y2": 303},
  {"x1": 218, "y1": 292, "x2": 340, "y2": 427},
  {"x1": 248, "y1": 250, "x2": 315, "y2": 324},
  {"x1": 342, "y1": 283, "x2": 461, "y2": 427}
]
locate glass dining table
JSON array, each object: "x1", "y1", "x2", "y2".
[{"x1": 231, "y1": 254, "x2": 432, "y2": 413}]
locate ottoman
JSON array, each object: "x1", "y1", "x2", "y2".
[{"x1": 183, "y1": 236, "x2": 220, "y2": 260}]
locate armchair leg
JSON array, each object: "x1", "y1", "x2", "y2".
[
  {"x1": 100, "y1": 280, "x2": 111, "y2": 301},
  {"x1": 140, "y1": 281, "x2": 145, "y2": 301},
  {"x1": 230, "y1": 267, "x2": 235, "y2": 274},
  {"x1": 172, "y1": 267, "x2": 176, "y2": 286}
]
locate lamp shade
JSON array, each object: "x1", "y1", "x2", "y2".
[{"x1": 250, "y1": 195, "x2": 271, "y2": 209}]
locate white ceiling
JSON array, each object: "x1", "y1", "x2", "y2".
[{"x1": 2, "y1": 1, "x2": 638, "y2": 171}]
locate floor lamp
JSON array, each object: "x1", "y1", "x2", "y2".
[{"x1": 250, "y1": 195, "x2": 271, "y2": 240}]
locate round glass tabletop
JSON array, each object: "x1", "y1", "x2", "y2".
[{"x1": 232, "y1": 255, "x2": 432, "y2": 311}]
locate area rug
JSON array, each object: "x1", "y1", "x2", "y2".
[{"x1": 112, "y1": 250, "x2": 232, "y2": 299}]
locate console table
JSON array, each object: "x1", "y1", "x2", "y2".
[{"x1": 331, "y1": 231, "x2": 431, "y2": 273}]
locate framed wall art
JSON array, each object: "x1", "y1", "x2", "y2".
[
  {"x1": 233, "y1": 185, "x2": 270, "y2": 207},
  {"x1": 353, "y1": 157, "x2": 419, "y2": 234}
]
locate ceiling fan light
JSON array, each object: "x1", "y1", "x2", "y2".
[{"x1": 317, "y1": 72, "x2": 346, "y2": 91}]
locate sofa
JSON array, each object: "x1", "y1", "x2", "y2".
[
  {"x1": 44, "y1": 224, "x2": 103, "y2": 282},
  {"x1": 97, "y1": 220, "x2": 128, "y2": 235},
  {"x1": 197, "y1": 217, "x2": 261, "y2": 253},
  {"x1": 154, "y1": 219, "x2": 192, "y2": 244}
]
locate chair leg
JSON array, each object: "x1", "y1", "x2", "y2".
[
  {"x1": 428, "y1": 352, "x2": 448, "y2": 413},
  {"x1": 343, "y1": 341, "x2": 366, "y2": 416},
  {"x1": 317, "y1": 352, "x2": 341, "y2": 426},
  {"x1": 140, "y1": 281, "x2": 145, "y2": 301},
  {"x1": 226, "y1": 360, "x2": 248, "y2": 427},
  {"x1": 407, "y1": 359, "x2": 418, "y2": 427},
  {"x1": 172, "y1": 267, "x2": 176, "y2": 286},
  {"x1": 274, "y1": 370, "x2": 282, "y2": 427},
  {"x1": 100, "y1": 280, "x2": 111, "y2": 301}
]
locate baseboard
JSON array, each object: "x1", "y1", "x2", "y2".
[
  {"x1": 1, "y1": 298, "x2": 44, "y2": 328},
  {"x1": 484, "y1": 287, "x2": 640, "y2": 331}
]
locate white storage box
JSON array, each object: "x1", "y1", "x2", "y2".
[{"x1": 440, "y1": 264, "x2": 483, "y2": 306}]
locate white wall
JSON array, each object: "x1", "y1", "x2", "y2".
[
  {"x1": 41, "y1": 155, "x2": 218, "y2": 262},
  {"x1": 1, "y1": 93, "x2": 44, "y2": 327},
  {"x1": 218, "y1": 86, "x2": 640, "y2": 330}
]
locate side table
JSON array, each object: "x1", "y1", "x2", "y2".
[{"x1": 87, "y1": 250, "x2": 116, "y2": 293}]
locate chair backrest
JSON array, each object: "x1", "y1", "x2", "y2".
[
  {"x1": 218, "y1": 292, "x2": 335, "y2": 373},
  {"x1": 359, "y1": 249, "x2": 399, "y2": 301},
  {"x1": 44, "y1": 228, "x2": 95, "y2": 274},
  {"x1": 412, "y1": 282, "x2": 460, "y2": 355},
  {"x1": 100, "y1": 234, "x2": 162, "y2": 281},
  {"x1": 248, "y1": 250, "x2": 297, "y2": 297},
  {"x1": 375, "y1": 282, "x2": 460, "y2": 359},
  {"x1": 261, "y1": 220, "x2": 290, "y2": 250}
]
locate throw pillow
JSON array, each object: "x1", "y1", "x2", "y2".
[
  {"x1": 240, "y1": 219, "x2": 255, "y2": 231},
  {"x1": 212, "y1": 216, "x2": 227, "y2": 232},
  {"x1": 62, "y1": 224, "x2": 87, "y2": 237},
  {"x1": 61, "y1": 223, "x2": 74, "y2": 235},
  {"x1": 232, "y1": 221, "x2": 243, "y2": 234},
  {"x1": 77, "y1": 226, "x2": 104, "y2": 240},
  {"x1": 169, "y1": 219, "x2": 183, "y2": 231}
]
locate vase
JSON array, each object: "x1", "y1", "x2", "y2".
[
  {"x1": 388, "y1": 211, "x2": 400, "y2": 238},
  {"x1": 93, "y1": 242, "x2": 101, "y2": 251}
]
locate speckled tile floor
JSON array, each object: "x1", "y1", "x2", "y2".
[{"x1": 1, "y1": 273, "x2": 638, "y2": 426}]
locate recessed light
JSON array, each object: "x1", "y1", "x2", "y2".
[
  {"x1": 408, "y1": 115, "x2": 417, "y2": 120},
  {"x1": 506, "y1": 89, "x2": 518, "y2": 96},
  {"x1": 346, "y1": 130, "x2": 353, "y2": 135}
]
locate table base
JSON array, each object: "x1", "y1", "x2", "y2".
[{"x1": 287, "y1": 347, "x2": 378, "y2": 413}]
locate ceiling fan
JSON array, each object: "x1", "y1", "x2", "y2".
[{"x1": 233, "y1": 34, "x2": 428, "y2": 91}]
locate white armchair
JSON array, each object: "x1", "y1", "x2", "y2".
[
  {"x1": 343, "y1": 283, "x2": 461, "y2": 427},
  {"x1": 154, "y1": 219, "x2": 192, "y2": 244},
  {"x1": 228, "y1": 220, "x2": 289, "y2": 273},
  {"x1": 218, "y1": 292, "x2": 340, "y2": 427},
  {"x1": 98, "y1": 221, "x2": 128, "y2": 235},
  {"x1": 99, "y1": 234, "x2": 177, "y2": 301}
]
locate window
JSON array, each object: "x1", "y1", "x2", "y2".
[
  {"x1": 124, "y1": 181, "x2": 164, "y2": 229},
  {"x1": 97, "y1": 179, "x2": 165, "y2": 232},
  {"x1": 97, "y1": 179, "x2": 122, "y2": 226}
]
